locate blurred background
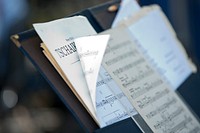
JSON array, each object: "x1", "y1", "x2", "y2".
[{"x1": 0, "y1": 0, "x2": 199, "y2": 132}]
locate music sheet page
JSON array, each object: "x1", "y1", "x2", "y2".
[
  {"x1": 123, "y1": 6, "x2": 195, "y2": 89},
  {"x1": 101, "y1": 26, "x2": 200, "y2": 132}
]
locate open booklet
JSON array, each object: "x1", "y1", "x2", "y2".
[{"x1": 33, "y1": 4, "x2": 200, "y2": 132}]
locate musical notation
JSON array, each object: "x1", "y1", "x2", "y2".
[
  {"x1": 112, "y1": 58, "x2": 145, "y2": 76},
  {"x1": 167, "y1": 115, "x2": 191, "y2": 133},
  {"x1": 103, "y1": 110, "x2": 129, "y2": 125},
  {"x1": 154, "y1": 107, "x2": 184, "y2": 129},
  {"x1": 130, "y1": 79, "x2": 163, "y2": 99},
  {"x1": 105, "y1": 40, "x2": 132, "y2": 55},
  {"x1": 137, "y1": 89, "x2": 169, "y2": 109},
  {"x1": 119, "y1": 66, "x2": 154, "y2": 88},
  {"x1": 101, "y1": 26, "x2": 200, "y2": 132},
  {"x1": 95, "y1": 65, "x2": 137, "y2": 127},
  {"x1": 105, "y1": 50, "x2": 139, "y2": 66},
  {"x1": 146, "y1": 98, "x2": 177, "y2": 119},
  {"x1": 95, "y1": 69, "x2": 137, "y2": 127},
  {"x1": 96, "y1": 95, "x2": 117, "y2": 108}
]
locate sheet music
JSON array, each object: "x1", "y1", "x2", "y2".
[
  {"x1": 75, "y1": 35, "x2": 137, "y2": 128},
  {"x1": 123, "y1": 6, "x2": 196, "y2": 89},
  {"x1": 101, "y1": 26, "x2": 200, "y2": 132},
  {"x1": 112, "y1": 0, "x2": 140, "y2": 28},
  {"x1": 34, "y1": 16, "x2": 137, "y2": 128},
  {"x1": 95, "y1": 67, "x2": 135, "y2": 127},
  {"x1": 33, "y1": 16, "x2": 100, "y2": 125}
]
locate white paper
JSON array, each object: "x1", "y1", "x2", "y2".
[
  {"x1": 75, "y1": 35, "x2": 110, "y2": 110},
  {"x1": 33, "y1": 16, "x2": 100, "y2": 124},
  {"x1": 112, "y1": 0, "x2": 140, "y2": 28},
  {"x1": 124, "y1": 7, "x2": 195, "y2": 89},
  {"x1": 101, "y1": 26, "x2": 200, "y2": 133}
]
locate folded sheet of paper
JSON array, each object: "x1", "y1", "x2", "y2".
[{"x1": 74, "y1": 35, "x2": 110, "y2": 110}]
